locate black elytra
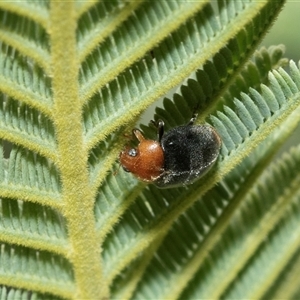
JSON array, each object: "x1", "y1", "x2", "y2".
[{"x1": 154, "y1": 121, "x2": 221, "y2": 188}]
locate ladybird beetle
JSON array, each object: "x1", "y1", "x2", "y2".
[{"x1": 119, "y1": 115, "x2": 221, "y2": 188}]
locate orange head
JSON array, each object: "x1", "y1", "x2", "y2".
[{"x1": 119, "y1": 129, "x2": 164, "y2": 182}]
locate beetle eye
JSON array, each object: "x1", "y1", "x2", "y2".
[{"x1": 128, "y1": 148, "x2": 138, "y2": 157}]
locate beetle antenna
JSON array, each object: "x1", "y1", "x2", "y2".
[
  {"x1": 188, "y1": 112, "x2": 198, "y2": 125},
  {"x1": 157, "y1": 120, "x2": 164, "y2": 142},
  {"x1": 188, "y1": 104, "x2": 200, "y2": 125},
  {"x1": 150, "y1": 119, "x2": 164, "y2": 142}
]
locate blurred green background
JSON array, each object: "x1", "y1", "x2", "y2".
[
  {"x1": 263, "y1": 1, "x2": 298, "y2": 61},
  {"x1": 263, "y1": 1, "x2": 300, "y2": 153}
]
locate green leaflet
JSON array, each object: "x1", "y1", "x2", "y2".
[
  {"x1": 2, "y1": 0, "x2": 300, "y2": 299},
  {"x1": 0, "y1": 286, "x2": 60, "y2": 300},
  {"x1": 0, "y1": 242, "x2": 74, "y2": 298},
  {"x1": 180, "y1": 144, "x2": 300, "y2": 300},
  {"x1": 79, "y1": 0, "x2": 210, "y2": 101}
]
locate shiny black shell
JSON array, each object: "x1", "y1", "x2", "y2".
[{"x1": 154, "y1": 124, "x2": 221, "y2": 188}]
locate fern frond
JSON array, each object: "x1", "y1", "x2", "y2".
[
  {"x1": 0, "y1": 9, "x2": 50, "y2": 71},
  {"x1": 188, "y1": 145, "x2": 300, "y2": 299},
  {"x1": 79, "y1": 0, "x2": 209, "y2": 98},
  {"x1": 267, "y1": 248, "x2": 300, "y2": 299},
  {"x1": 140, "y1": 45, "x2": 287, "y2": 136},
  {"x1": 0, "y1": 198, "x2": 68, "y2": 256},
  {"x1": 0, "y1": 45, "x2": 53, "y2": 117},
  {"x1": 104, "y1": 60, "x2": 300, "y2": 290},
  {"x1": 83, "y1": 1, "x2": 284, "y2": 153},
  {"x1": 0, "y1": 0, "x2": 296, "y2": 299},
  {"x1": 77, "y1": 0, "x2": 144, "y2": 61},
  {"x1": 0, "y1": 243, "x2": 74, "y2": 298},
  {"x1": 111, "y1": 85, "x2": 300, "y2": 299},
  {"x1": 0, "y1": 2, "x2": 49, "y2": 29},
  {"x1": 0, "y1": 286, "x2": 60, "y2": 300},
  {"x1": 0, "y1": 144, "x2": 61, "y2": 208},
  {"x1": 0, "y1": 95, "x2": 56, "y2": 161}
]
